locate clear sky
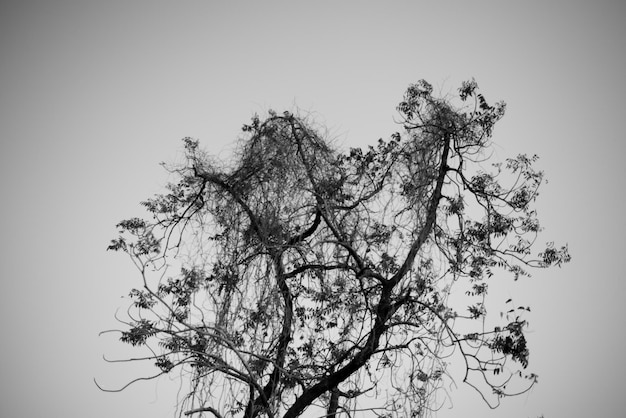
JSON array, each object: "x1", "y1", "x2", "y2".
[{"x1": 1, "y1": 1, "x2": 624, "y2": 417}]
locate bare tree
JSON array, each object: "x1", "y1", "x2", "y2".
[{"x1": 100, "y1": 79, "x2": 570, "y2": 418}]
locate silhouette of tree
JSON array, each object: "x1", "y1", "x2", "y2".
[{"x1": 101, "y1": 79, "x2": 569, "y2": 418}]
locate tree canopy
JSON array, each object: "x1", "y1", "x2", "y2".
[{"x1": 101, "y1": 79, "x2": 570, "y2": 418}]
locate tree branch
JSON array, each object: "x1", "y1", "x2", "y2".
[
  {"x1": 391, "y1": 134, "x2": 451, "y2": 286},
  {"x1": 184, "y1": 406, "x2": 223, "y2": 418}
]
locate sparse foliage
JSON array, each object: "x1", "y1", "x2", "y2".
[{"x1": 101, "y1": 80, "x2": 569, "y2": 418}]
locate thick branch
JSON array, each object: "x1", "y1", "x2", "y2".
[
  {"x1": 287, "y1": 208, "x2": 321, "y2": 245},
  {"x1": 245, "y1": 251, "x2": 293, "y2": 418},
  {"x1": 391, "y1": 135, "x2": 451, "y2": 286},
  {"x1": 327, "y1": 388, "x2": 340, "y2": 418},
  {"x1": 284, "y1": 136, "x2": 451, "y2": 418},
  {"x1": 283, "y1": 283, "x2": 394, "y2": 418}
]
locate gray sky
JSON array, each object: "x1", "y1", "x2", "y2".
[{"x1": 1, "y1": 1, "x2": 624, "y2": 417}]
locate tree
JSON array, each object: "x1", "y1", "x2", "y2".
[{"x1": 100, "y1": 79, "x2": 570, "y2": 418}]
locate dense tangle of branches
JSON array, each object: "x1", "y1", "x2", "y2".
[{"x1": 101, "y1": 79, "x2": 570, "y2": 418}]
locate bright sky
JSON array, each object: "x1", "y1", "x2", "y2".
[{"x1": 1, "y1": 1, "x2": 624, "y2": 418}]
